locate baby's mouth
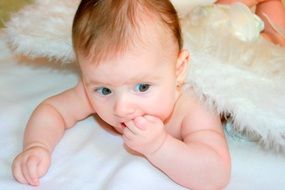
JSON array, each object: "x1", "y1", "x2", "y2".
[{"x1": 120, "y1": 122, "x2": 127, "y2": 129}]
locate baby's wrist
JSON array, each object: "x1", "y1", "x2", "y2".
[
  {"x1": 24, "y1": 142, "x2": 51, "y2": 153},
  {"x1": 145, "y1": 133, "x2": 169, "y2": 157}
]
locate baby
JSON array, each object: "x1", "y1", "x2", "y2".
[
  {"x1": 12, "y1": 0, "x2": 231, "y2": 189},
  {"x1": 217, "y1": 0, "x2": 285, "y2": 46}
]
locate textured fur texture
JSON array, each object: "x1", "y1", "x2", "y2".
[
  {"x1": 183, "y1": 4, "x2": 285, "y2": 151},
  {"x1": 4, "y1": 0, "x2": 285, "y2": 151},
  {"x1": 5, "y1": 0, "x2": 78, "y2": 62}
]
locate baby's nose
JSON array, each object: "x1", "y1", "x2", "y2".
[{"x1": 114, "y1": 95, "x2": 136, "y2": 118}]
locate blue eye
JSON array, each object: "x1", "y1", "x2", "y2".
[
  {"x1": 95, "y1": 87, "x2": 112, "y2": 96},
  {"x1": 135, "y1": 83, "x2": 150, "y2": 93}
]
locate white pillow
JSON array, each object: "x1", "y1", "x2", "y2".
[{"x1": 4, "y1": 1, "x2": 285, "y2": 151}]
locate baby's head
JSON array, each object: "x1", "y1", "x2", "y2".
[
  {"x1": 72, "y1": 0, "x2": 189, "y2": 130},
  {"x1": 72, "y1": 0, "x2": 183, "y2": 62}
]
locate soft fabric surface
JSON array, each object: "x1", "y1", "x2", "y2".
[
  {"x1": 1, "y1": 32, "x2": 285, "y2": 189},
  {"x1": 0, "y1": 0, "x2": 33, "y2": 28},
  {"x1": 4, "y1": 0, "x2": 215, "y2": 62},
  {"x1": 183, "y1": 4, "x2": 285, "y2": 151},
  {"x1": 4, "y1": 0, "x2": 285, "y2": 150}
]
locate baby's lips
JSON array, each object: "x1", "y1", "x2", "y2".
[{"x1": 121, "y1": 122, "x2": 127, "y2": 128}]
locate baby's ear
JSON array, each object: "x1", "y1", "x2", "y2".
[{"x1": 176, "y1": 49, "x2": 190, "y2": 83}]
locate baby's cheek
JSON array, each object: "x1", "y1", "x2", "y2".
[{"x1": 159, "y1": 100, "x2": 175, "y2": 120}]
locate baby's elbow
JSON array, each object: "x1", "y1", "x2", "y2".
[
  {"x1": 210, "y1": 157, "x2": 232, "y2": 190},
  {"x1": 200, "y1": 157, "x2": 231, "y2": 190},
  {"x1": 215, "y1": 168, "x2": 231, "y2": 190},
  {"x1": 183, "y1": 163, "x2": 231, "y2": 190}
]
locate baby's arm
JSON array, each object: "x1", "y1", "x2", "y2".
[
  {"x1": 12, "y1": 81, "x2": 94, "y2": 186},
  {"x1": 146, "y1": 102, "x2": 230, "y2": 189},
  {"x1": 256, "y1": 0, "x2": 285, "y2": 45}
]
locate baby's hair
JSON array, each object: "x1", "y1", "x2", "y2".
[{"x1": 72, "y1": 0, "x2": 182, "y2": 63}]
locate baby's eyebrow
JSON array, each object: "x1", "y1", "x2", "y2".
[
  {"x1": 129, "y1": 74, "x2": 162, "y2": 84},
  {"x1": 85, "y1": 73, "x2": 162, "y2": 87},
  {"x1": 85, "y1": 80, "x2": 103, "y2": 87},
  {"x1": 86, "y1": 80, "x2": 110, "y2": 87}
]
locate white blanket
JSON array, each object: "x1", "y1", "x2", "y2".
[{"x1": 1, "y1": 32, "x2": 285, "y2": 189}]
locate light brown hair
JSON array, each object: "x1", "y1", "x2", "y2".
[{"x1": 72, "y1": 0, "x2": 182, "y2": 63}]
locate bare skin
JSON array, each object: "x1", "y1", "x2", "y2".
[
  {"x1": 13, "y1": 82, "x2": 230, "y2": 189},
  {"x1": 12, "y1": 82, "x2": 94, "y2": 186},
  {"x1": 12, "y1": 9, "x2": 231, "y2": 190},
  {"x1": 217, "y1": 0, "x2": 285, "y2": 46}
]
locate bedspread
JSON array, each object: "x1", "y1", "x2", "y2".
[{"x1": 1, "y1": 33, "x2": 285, "y2": 190}]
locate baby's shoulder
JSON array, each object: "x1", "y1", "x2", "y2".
[
  {"x1": 176, "y1": 88, "x2": 203, "y2": 113},
  {"x1": 178, "y1": 88, "x2": 222, "y2": 136}
]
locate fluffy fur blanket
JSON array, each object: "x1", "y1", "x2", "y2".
[{"x1": 4, "y1": 0, "x2": 285, "y2": 151}]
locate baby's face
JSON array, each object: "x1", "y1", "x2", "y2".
[{"x1": 79, "y1": 43, "x2": 179, "y2": 133}]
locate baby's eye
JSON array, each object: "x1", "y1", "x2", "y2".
[
  {"x1": 95, "y1": 87, "x2": 112, "y2": 96},
  {"x1": 134, "y1": 83, "x2": 150, "y2": 93}
]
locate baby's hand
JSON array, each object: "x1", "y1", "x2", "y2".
[
  {"x1": 122, "y1": 115, "x2": 167, "y2": 156},
  {"x1": 12, "y1": 146, "x2": 51, "y2": 186}
]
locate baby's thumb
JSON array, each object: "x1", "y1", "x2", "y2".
[
  {"x1": 144, "y1": 115, "x2": 162, "y2": 124},
  {"x1": 38, "y1": 155, "x2": 51, "y2": 178}
]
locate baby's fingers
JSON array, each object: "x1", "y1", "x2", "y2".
[
  {"x1": 27, "y1": 156, "x2": 40, "y2": 185},
  {"x1": 144, "y1": 115, "x2": 162, "y2": 124},
  {"x1": 124, "y1": 120, "x2": 141, "y2": 133},
  {"x1": 12, "y1": 160, "x2": 28, "y2": 185},
  {"x1": 21, "y1": 159, "x2": 37, "y2": 186},
  {"x1": 37, "y1": 153, "x2": 51, "y2": 178},
  {"x1": 12, "y1": 147, "x2": 51, "y2": 186}
]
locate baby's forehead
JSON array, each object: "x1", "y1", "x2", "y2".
[
  {"x1": 80, "y1": 24, "x2": 178, "y2": 66},
  {"x1": 80, "y1": 37, "x2": 177, "y2": 71}
]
